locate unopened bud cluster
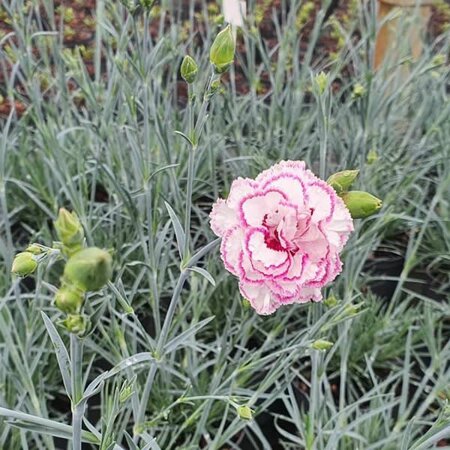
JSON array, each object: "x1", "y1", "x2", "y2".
[
  {"x1": 327, "y1": 170, "x2": 382, "y2": 219},
  {"x1": 11, "y1": 207, "x2": 112, "y2": 336},
  {"x1": 180, "y1": 25, "x2": 236, "y2": 90}
]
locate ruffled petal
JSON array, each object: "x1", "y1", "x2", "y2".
[
  {"x1": 220, "y1": 226, "x2": 244, "y2": 275},
  {"x1": 261, "y1": 173, "x2": 306, "y2": 207},
  {"x1": 227, "y1": 177, "x2": 259, "y2": 208},
  {"x1": 246, "y1": 228, "x2": 289, "y2": 269},
  {"x1": 210, "y1": 160, "x2": 354, "y2": 315},
  {"x1": 240, "y1": 282, "x2": 279, "y2": 315},
  {"x1": 210, "y1": 198, "x2": 238, "y2": 237},
  {"x1": 239, "y1": 190, "x2": 286, "y2": 227},
  {"x1": 306, "y1": 181, "x2": 335, "y2": 222}
]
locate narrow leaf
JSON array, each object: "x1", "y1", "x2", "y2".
[
  {"x1": 82, "y1": 353, "x2": 155, "y2": 403},
  {"x1": 188, "y1": 267, "x2": 216, "y2": 286},
  {"x1": 164, "y1": 316, "x2": 215, "y2": 353},
  {"x1": 164, "y1": 201, "x2": 186, "y2": 259},
  {"x1": 41, "y1": 312, "x2": 72, "y2": 398}
]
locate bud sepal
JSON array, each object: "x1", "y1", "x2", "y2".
[
  {"x1": 340, "y1": 191, "x2": 382, "y2": 219},
  {"x1": 181, "y1": 55, "x2": 198, "y2": 84},
  {"x1": 54, "y1": 285, "x2": 85, "y2": 314},
  {"x1": 327, "y1": 170, "x2": 359, "y2": 194},
  {"x1": 210, "y1": 25, "x2": 235, "y2": 74},
  {"x1": 63, "y1": 247, "x2": 113, "y2": 291},
  {"x1": 11, "y1": 252, "x2": 38, "y2": 277},
  {"x1": 236, "y1": 405, "x2": 254, "y2": 420},
  {"x1": 60, "y1": 314, "x2": 90, "y2": 336},
  {"x1": 54, "y1": 208, "x2": 84, "y2": 256}
]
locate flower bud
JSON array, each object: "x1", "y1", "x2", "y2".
[
  {"x1": 61, "y1": 314, "x2": 89, "y2": 336},
  {"x1": 26, "y1": 243, "x2": 45, "y2": 255},
  {"x1": 343, "y1": 303, "x2": 363, "y2": 317},
  {"x1": 327, "y1": 170, "x2": 359, "y2": 194},
  {"x1": 242, "y1": 298, "x2": 251, "y2": 310},
  {"x1": 54, "y1": 208, "x2": 84, "y2": 253},
  {"x1": 180, "y1": 55, "x2": 198, "y2": 84},
  {"x1": 314, "y1": 71, "x2": 328, "y2": 95},
  {"x1": 11, "y1": 252, "x2": 37, "y2": 277},
  {"x1": 55, "y1": 285, "x2": 85, "y2": 314},
  {"x1": 324, "y1": 294, "x2": 339, "y2": 308},
  {"x1": 431, "y1": 54, "x2": 446, "y2": 67},
  {"x1": 139, "y1": 0, "x2": 154, "y2": 10},
  {"x1": 210, "y1": 78, "x2": 222, "y2": 95},
  {"x1": 367, "y1": 149, "x2": 378, "y2": 165},
  {"x1": 210, "y1": 25, "x2": 235, "y2": 73},
  {"x1": 63, "y1": 247, "x2": 112, "y2": 291},
  {"x1": 236, "y1": 405, "x2": 253, "y2": 420},
  {"x1": 119, "y1": 382, "x2": 134, "y2": 404},
  {"x1": 311, "y1": 339, "x2": 334, "y2": 351},
  {"x1": 341, "y1": 191, "x2": 382, "y2": 219},
  {"x1": 352, "y1": 83, "x2": 365, "y2": 98}
]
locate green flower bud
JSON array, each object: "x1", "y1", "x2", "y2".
[
  {"x1": 352, "y1": 83, "x2": 365, "y2": 98},
  {"x1": 327, "y1": 170, "x2": 359, "y2": 194},
  {"x1": 140, "y1": 0, "x2": 154, "y2": 10},
  {"x1": 54, "y1": 208, "x2": 84, "y2": 253},
  {"x1": 324, "y1": 294, "x2": 339, "y2": 308},
  {"x1": 341, "y1": 191, "x2": 382, "y2": 219},
  {"x1": 11, "y1": 252, "x2": 38, "y2": 277},
  {"x1": 344, "y1": 303, "x2": 363, "y2": 317},
  {"x1": 431, "y1": 54, "x2": 446, "y2": 67},
  {"x1": 119, "y1": 382, "x2": 134, "y2": 404},
  {"x1": 311, "y1": 339, "x2": 334, "y2": 351},
  {"x1": 26, "y1": 243, "x2": 45, "y2": 255},
  {"x1": 367, "y1": 149, "x2": 378, "y2": 165},
  {"x1": 64, "y1": 247, "x2": 112, "y2": 291},
  {"x1": 242, "y1": 298, "x2": 251, "y2": 310},
  {"x1": 210, "y1": 25, "x2": 235, "y2": 74},
  {"x1": 54, "y1": 285, "x2": 85, "y2": 314},
  {"x1": 314, "y1": 71, "x2": 328, "y2": 95},
  {"x1": 180, "y1": 55, "x2": 198, "y2": 84},
  {"x1": 210, "y1": 78, "x2": 222, "y2": 94},
  {"x1": 236, "y1": 405, "x2": 253, "y2": 420},
  {"x1": 61, "y1": 314, "x2": 90, "y2": 336}
]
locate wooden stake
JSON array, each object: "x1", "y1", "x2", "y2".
[{"x1": 374, "y1": 0, "x2": 434, "y2": 70}]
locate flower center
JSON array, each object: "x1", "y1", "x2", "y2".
[{"x1": 264, "y1": 229, "x2": 284, "y2": 251}]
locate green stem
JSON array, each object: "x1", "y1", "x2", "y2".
[
  {"x1": 183, "y1": 146, "x2": 195, "y2": 259},
  {"x1": 318, "y1": 94, "x2": 328, "y2": 180},
  {"x1": 134, "y1": 271, "x2": 189, "y2": 437},
  {"x1": 134, "y1": 68, "x2": 220, "y2": 443},
  {"x1": 70, "y1": 334, "x2": 84, "y2": 450},
  {"x1": 306, "y1": 351, "x2": 319, "y2": 450},
  {"x1": 183, "y1": 83, "x2": 195, "y2": 259}
]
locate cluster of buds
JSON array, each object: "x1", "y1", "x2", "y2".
[
  {"x1": 180, "y1": 24, "x2": 236, "y2": 86},
  {"x1": 54, "y1": 208, "x2": 84, "y2": 256},
  {"x1": 11, "y1": 208, "x2": 113, "y2": 336},
  {"x1": 120, "y1": 0, "x2": 154, "y2": 14},
  {"x1": 11, "y1": 243, "x2": 55, "y2": 277},
  {"x1": 327, "y1": 170, "x2": 382, "y2": 219}
]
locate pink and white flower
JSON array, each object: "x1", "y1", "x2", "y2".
[{"x1": 210, "y1": 161, "x2": 354, "y2": 315}]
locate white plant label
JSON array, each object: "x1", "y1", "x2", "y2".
[{"x1": 223, "y1": 0, "x2": 246, "y2": 27}]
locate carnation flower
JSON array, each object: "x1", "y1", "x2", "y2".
[{"x1": 210, "y1": 161, "x2": 354, "y2": 315}]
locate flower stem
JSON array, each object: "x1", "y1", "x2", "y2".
[
  {"x1": 134, "y1": 271, "x2": 189, "y2": 438},
  {"x1": 134, "y1": 68, "x2": 219, "y2": 442},
  {"x1": 70, "y1": 334, "x2": 84, "y2": 450},
  {"x1": 183, "y1": 71, "x2": 216, "y2": 259}
]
